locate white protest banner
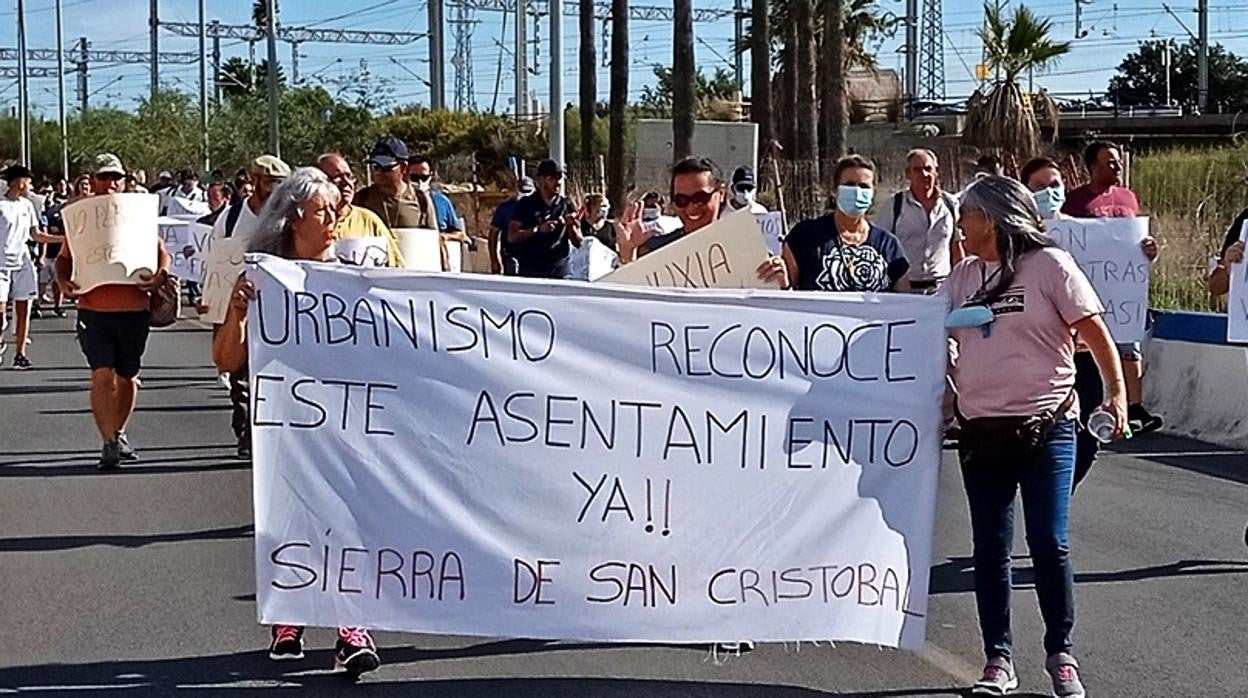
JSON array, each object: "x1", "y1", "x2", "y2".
[
  {"x1": 248, "y1": 256, "x2": 945, "y2": 648},
  {"x1": 62, "y1": 193, "x2": 159, "y2": 293},
  {"x1": 201, "y1": 236, "x2": 248, "y2": 324},
  {"x1": 335, "y1": 237, "x2": 390, "y2": 268},
  {"x1": 600, "y1": 209, "x2": 780, "y2": 289},
  {"x1": 158, "y1": 215, "x2": 203, "y2": 279},
  {"x1": 178, "y1": 222, "x2": 213, "y2": 281},
  {"x1": 1227, "y1": 220, "x2": 1248, "y2": 343},
  {"x1": 1046, "y1": 217, "x2": 1150, "y2": 343},
  {"x1": 163, "y1": 194, "x2": 211, "y2": 218},
  {"x1": 445, "y1": 237, "x2": 463, "y2": 273},
  {"x1": 756, "y1": 211, "x2": 785, "y2": 256},
  {"x1": 568, "y1": 237, "x2": 619, "y2": 281},
  {"x1": 395, "y1": 228, "x2": 443, "y2": 272}
]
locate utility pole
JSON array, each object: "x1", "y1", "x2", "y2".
[
  {"x1": 904, "y1": 0, "x2": 918, "y2": 114},
  {"x1": 733, "y1": 0, "x2": 744, "y2": 95},
  {"x1": 16, "y1": 0, "x2": 29, "y2": 165},
  {"x1": 429, "y1": 0, "x2": 445, "y2": 109},
  {"x1": 198, "y1": 0, "x2": 208, "y2": 172},
  {"x1": 149, "y1": 0, "x2": 158, "y2": 97},
  {"x1": 1163, "y1": 41, "x2": 1172, "y2": 107},
  {"x1": 1197, "y1": 0, "x2": 1208, "y2": 112},
  {"x1": 211, "y1": 22, "x2": 221, "y2": 103},
  {"x1": 265, "y1": 0, "x2": 280, "y2": 156},
  {"x1": 290, "y1": 41, "x2": 300, "y2": 84},
  {"x1": 515, "y1": 0, "x2": 528, "y2": 118},
  {"x1": 549, "y1": 0, "x2": 564, "y2": 162},
  {"x1": 76, "y1": 37, "x2": 88, "y2": 111},
  {"x1": 55, "y1": 0, "x2": 68, "y2": 179}
]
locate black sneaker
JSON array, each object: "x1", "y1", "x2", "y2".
[
  {"x1": 237, "y1": 437, "x2": 252, "y2": 461},
  {"x1": 116, "y1": 432, "x2": 139, "y2": 461},
  {"x1": 30, "y1": 306, "x2": 42, "y2": 319},
  {"x1": 53, "y1": 307, "x2": 66, "y2": 318},
  {"x1": 97, "y1": 441, "x2": 121, "y2": 471},
  {"x1": 12, "y1": 354, "x2": 31, "y2": 370},
  {"x1": 269, "y1": 625, "x2": 305, "y2": 661},
  {"x1": 1127, "y1": 403, "x2": 1163, "y2": 435},
  {"x1": 335, "y1": 628, "x2": 380, "y2": 676}
]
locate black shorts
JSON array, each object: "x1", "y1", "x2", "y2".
[{"x1": 76, "y1": 309, "x2": 151, "y2": 379}]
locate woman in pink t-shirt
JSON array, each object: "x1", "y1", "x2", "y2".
[{"x1": 943, "y1": 176, "x2": 1126, "y2": 698}]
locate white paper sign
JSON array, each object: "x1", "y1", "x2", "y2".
[
  {"x1": 601, "y1": 209, "x2": 779, "y2": 289},
  {"x1": 159, "y1": 216, "x2": 209, "y2": 280},
  {"x1": 756, "y1": 211, "x2": 786, "y2": 256},
  {"x1": 247, "y1": 256, "x2": 945, "y2": 648},
  {"x1": 1227, "y1": 221, "x2": 1248, "y2": 343},
  {"x1": 395, "y1": 228, "x2": 443, "y2": 272},
  {"x1": 335, "y1": 237, "x2": 390, "y2": 268},
  {"x1": 62, "y1": 193, "x2": 159, "y2": 293},
  {"x1": 201, "y1": 236, "x2": 248, "y2": 324},
  {"x1": 568, "y1": 238, "x2": 620, "y2": 281},
  {"x1": 1047, "y1": 217, "x2": 1150, "y2": 343}
]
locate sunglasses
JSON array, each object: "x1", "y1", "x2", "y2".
[
  {"x1": 370, "y1": 162, "x2": 400, "y2": 172},
  {"x1": 409, "y1": 173, "x2": 432, "y2": 182},
  {"x1": 96, "y1": 173, "x2": 125, "y2": 182},
  {"x1": 671, "y1": 189, "x2": 715, "y2": 209}
]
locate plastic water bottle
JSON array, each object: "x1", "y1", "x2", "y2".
[{"x1": 1087, "y1": 408, "x2": 1117, "y2": 444}]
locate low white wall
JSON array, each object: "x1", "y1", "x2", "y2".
[{"x1": 1144, "y1": 338, "x2": 1248, "y2": 448}]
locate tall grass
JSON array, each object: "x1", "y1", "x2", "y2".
[{"x1": 1132, "y1": 145, "x2": 1248, "y2": 311}]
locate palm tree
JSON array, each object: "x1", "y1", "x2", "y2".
[
  {"x1": 820, "y1": 0, "x2": 847, "y2": 169},
  {"x1": 579, "y1": 0, "x2": 596, "y2": 166},
  {"x1": 750, "y1": 0, "x2": 772, "y2": 165},
  {"x1": 793, "y1": 0, "x2": 818, "y2": 165},
  {"x1": 607, "y1": 0, "x2": 628, "y2": 215},
  {"x1": 963, "y1": 3, "x2": 1071, "y2": 168},
  {"x1": 672, "y1": 0, "x2": 695, "y2": 161}
]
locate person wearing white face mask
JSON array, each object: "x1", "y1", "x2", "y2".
[
  {"x1": 724, "y1": 166, "x2": 768, "y2": 214},
  {"x1": 756, "y1": 155, "x2": 911, "y2": 292},
  {"x1": 579, "y1": 193, "x2": 617, "y2": 249}
]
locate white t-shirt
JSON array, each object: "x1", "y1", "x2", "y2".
[{"x1": 0, "y1": 196, "x2": 39, "y2": 269}]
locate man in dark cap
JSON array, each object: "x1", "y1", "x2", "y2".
[
  {"x1": 724, "y1": 165, "x2": 768, "y2": 214},
  {"x1": 488, "y1": 174, "x2": 535, "y2": 275},
  {"x1": 507, "y1": 160, "x2": 582, "y2": 278},
  {"x1": 354, "y1": 135, "x2": 437, "y2": 232},
  {"x1": 0, "y1": 164, "x2": 56, "y2": 369}
]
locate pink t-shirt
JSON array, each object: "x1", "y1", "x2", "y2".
[
  {"x1": 942, "y1": 248, "x2": 1104, "y2": 419},
  {"x1": 1061, "y1": 184, "x2": 1140, "y2": 218}
]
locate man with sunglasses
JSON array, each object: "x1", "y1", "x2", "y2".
[
  {"x1": 507, "y1": 159, "x2": 582, "y2": 279},
  {"x1": 354, "y1": 136, "x2": 438, "y2": 233},
  {"x1": 54, "y1": 153, "x2": 172, "y2": 470},
  {"x1": 619, "y1": 157, "x2": 724, "y2": 263}
]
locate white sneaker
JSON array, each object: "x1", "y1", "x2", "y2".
[{"x1": 972, "y1": 656, "x2": 1018, "y2": 695}]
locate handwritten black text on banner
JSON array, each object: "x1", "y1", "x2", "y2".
[
  {"x1": 247, "y1": 257, "x2": 945, "y2": 648},
  {"x1": 1046, "y1": 217, "x2": 1150, "y2": 343}
]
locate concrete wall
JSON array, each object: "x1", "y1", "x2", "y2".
[{"x1": 1143, "y1": 312, "x2": 1248, "y2": 449}]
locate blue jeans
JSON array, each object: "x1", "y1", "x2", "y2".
[{"x1": 959, "y1": 419, "x2": 1076, "y2": 659}]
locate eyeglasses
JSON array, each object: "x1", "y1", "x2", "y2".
[{"x1": 671, "y1": 189, "x2": 716, "y2": 209}]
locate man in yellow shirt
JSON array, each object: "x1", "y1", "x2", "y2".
[{"x1": 317, "y1": 152, "x2": 404, "y2": 268}]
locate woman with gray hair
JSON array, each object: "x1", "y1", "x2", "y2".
[
  {"x1": 942, "y1": 176, "x2": 1124, "y2": 698},
  {"x1": 212, "y1": 166, "x2": 382, "y2": 677}
]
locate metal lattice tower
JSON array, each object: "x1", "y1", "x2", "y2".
[
  {"x1": 450, "y1": 3, "x2": 479, "y2": 110},
  {"x1": 918, "y1": 0, "x2": 945, "y2": 100}
]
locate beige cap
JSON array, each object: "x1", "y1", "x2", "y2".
[
  {"x1": 93, "y1": 153, "x2": 125, "y2": 176},
  {"x1": 251, "y1": 154, "x2": 291, "y2": 178}
]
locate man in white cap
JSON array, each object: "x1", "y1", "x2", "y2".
[{"x1": 54, "y1": 153, "x2": 173, "y2": 470}]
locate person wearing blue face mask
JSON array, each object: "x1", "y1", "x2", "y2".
[
  {"x1": 757, "y1": 155, "x2": 910, "y2": 291},
  {"x1": 1021, "y1": 157, "x2": 1068, "y2": 221}
]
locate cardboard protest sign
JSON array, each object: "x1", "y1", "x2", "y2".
[
  {"x1": 248, "y1": 255, "x2": 945, "y2": 648},
  {"x1": 335, "y1": 237, "x2": 390, "y2": 268},
  {"x1": 62, "y1": 193, "x2": 159, "y2": 293},
  {"x1": 201, "y1": 236, "x2": 248, "y2": 324},
  {"x1": 600, "y1": 209, "x2": 780, "y2": 289},
  {"x1": 394, "y1": 228, "x2": 443, "y2": 272},
  {"x1": 1047, "y1": 217, "x2": 1150, "y2": 344},
  {"x1": 1227, "y1": 220, "x2": 1248, "y2": 343},
  {"x1": 568, "y1": 237, "x2": 619, "y2": 281},
  {"x1": 756, "y1": 211, "x2": 785, "y2": 256}
]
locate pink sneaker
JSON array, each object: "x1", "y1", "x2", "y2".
[{"x1": 335, "y1": 627, "x2": 380, "y2": 676}]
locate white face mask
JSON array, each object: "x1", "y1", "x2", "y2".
[
  {"x1": 416, "y1": 180, "x2": 431, "y2": 193},
  {"x1": 642, "y1": 206, "x2": 661, "y2": 222},
  {"x1": 733, "y1": 189, "x2": 754, "y2": 207},
  {"x1": 598, "y1": 205, "x2": 610, "y2": 220}
]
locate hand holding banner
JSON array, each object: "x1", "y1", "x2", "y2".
[
  {"x1": 599, "y1": 209, "x2": 780, "y2": 290},
  {"x1": 62, "y1": 193, "x2": 159, "y2": 293}
]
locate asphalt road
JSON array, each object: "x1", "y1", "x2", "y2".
[{"x1": 2, "y1": 311, "x2": 1247, "y2": 696}]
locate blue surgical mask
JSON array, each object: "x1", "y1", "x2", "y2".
[
  {"x1": 598, "y1": 205, "x2": 610, "y2": 220},
  {"x1": 946, "y1": 304, "x2": 996, "y2": 337},
  {"x1": 836, "y1": 185, "x2": 874, "y2": 217},
  {"x1": 1032, "y1": 186, "x2": 1065, "y2": 219}
]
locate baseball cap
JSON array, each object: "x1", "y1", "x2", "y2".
[
  {"x1": 2, "y1": 164, "x2": 32, "y2": 181},
  {"x1": 93, "y1": 153, "x2": 126, "y2": 177},
  {"x1": 535, "y1": 159, "x2": 564, "y2": 178},
  {"x1": 157, "y1": 170, "x2": 173, "y2": 180},
  {"x1": 517, "y1": 176, "x2": 535, "y2": 195},
  {"x1": 251, "y1": 154, "x2": 292, "y2": 179},
  {"x1": 731, "y1": 166, "x2": 756, "y2": 189},
  {"x1": 368, "y1": 135, "x2": 410, "y2": 169}
]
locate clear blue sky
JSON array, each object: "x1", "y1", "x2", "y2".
[{"x1": 2, "y1": 0, "x2": 1246, "y2": 116}]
